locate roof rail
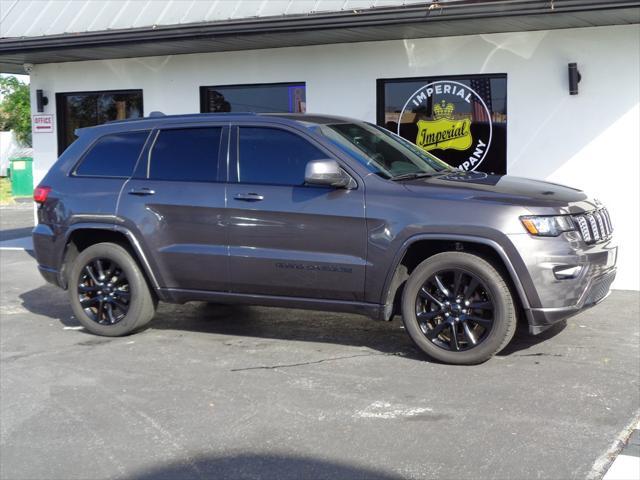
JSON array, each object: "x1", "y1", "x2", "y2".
[{"x1": 102, "y1": 111, "x2": 258, "y2": 125}]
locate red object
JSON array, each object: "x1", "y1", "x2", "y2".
[{"x1": 33, "y1": 186, "x2": 51, "y2": 204}]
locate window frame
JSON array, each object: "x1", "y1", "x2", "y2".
[
  {"x1": 229, "y1": 123, "x2": 353, "y2": 188},
  {"x1": 70, "y1": 129, "x2": 152, "y2": 180},
  {"x1": 199, "y1": 82, "x2": 306, "y2": 114},
  {"x1": 136, "y1": 123, "x2": 229, "y2": 184},
  {"x1": 56, "y1": 89, "x2": 144, "y2": 156}
]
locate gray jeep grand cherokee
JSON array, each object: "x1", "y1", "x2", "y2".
[{"x1": 32, "y1": 113, "x2": 617, "y2": 364}]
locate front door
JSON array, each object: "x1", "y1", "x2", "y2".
[
  {"x1": 117, "y1": 124, "x2": 229, "y2": 291},
  {"x1": 227, "y1": 125, "x2": 367, "y2": 301}
]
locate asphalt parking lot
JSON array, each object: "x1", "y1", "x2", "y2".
[{"x1": 0, "y1": 205, "x2": 638, "y2": 480}]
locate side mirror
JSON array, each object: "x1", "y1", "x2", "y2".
[{"x1": 304, "y1": 159, "x2": 353, "y2": 188}]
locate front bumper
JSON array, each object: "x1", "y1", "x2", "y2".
[
  {"x1": 507, "y1": 231, "x2": 618, "y2": 334},
  {"x1": 528, "y1": 268, "x2": 616, "y2": 334}
]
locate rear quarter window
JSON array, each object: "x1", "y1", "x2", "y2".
[{"x1": 74, "y1": 131, "x2": 149, "y2": 178}]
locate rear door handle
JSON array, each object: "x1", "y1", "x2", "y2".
[
  {"x1": 233, "y1": 193, "x2": 264, "y2": 202},
  {"x1": 128, "y1": 187, "x2": 156, "y2": 196}
]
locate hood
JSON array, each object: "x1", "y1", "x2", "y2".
[{"x1": 401, "y1": 171, "x2": 596, "y2": 213}]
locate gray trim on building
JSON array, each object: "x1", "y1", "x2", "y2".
[{"x1": 1, "y1": 0, "x2": 639, "y2": 73}]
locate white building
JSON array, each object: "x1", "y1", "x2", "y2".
[{"x1": 1, "y1": 0, "x2": 638, "y2": 290}]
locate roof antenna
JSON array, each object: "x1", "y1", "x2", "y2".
[{"x1": 149, "y1": 111, "x2": 165, "y2": 117}]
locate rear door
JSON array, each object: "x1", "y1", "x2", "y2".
[
  {"x1": 116, "y1": 123, "x2": 229, "y2": 291},
  {"x1": 226, "y1": 123, "x2": 367, "y2": 301}
]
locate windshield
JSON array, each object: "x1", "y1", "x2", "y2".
[{"x1": 314, "y1": 122, "x2": 454, "y2": 179}]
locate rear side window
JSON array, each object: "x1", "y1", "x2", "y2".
[
  {"x1": 75, "y1": 131, "x2": 149, "y2": 177},
  {"x1": 149, "y1": 127, "x2": 222, "y2": 182},
  {"x1": 237, "y1": 127, "x2": 326, "y2": 186}
]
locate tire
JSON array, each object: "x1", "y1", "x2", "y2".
[
  {"x1": 68, "y1": 242, "x2": 157, "y2": 336},
  {"x1": 401, "y1": 251, "x2": 517, "y2": 365}
]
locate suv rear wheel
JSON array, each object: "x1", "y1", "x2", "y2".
[
  {"x1": 68, "y1": 242, "x2": 157, "y2": 336},
  {"x1": 401, "y1": 252, "x2": 516, "y2": 364}
]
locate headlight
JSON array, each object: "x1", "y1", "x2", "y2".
[{"x1": 520, "y1": 215, "x2": 575, "y2": 237}]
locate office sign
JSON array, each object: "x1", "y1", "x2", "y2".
[{"x1": 32, "y1": 114, "x2": 54, "y2": 133}]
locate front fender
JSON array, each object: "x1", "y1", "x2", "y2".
[{"x1": 376, "y1": 232, "x2": 537, "y2": 317}]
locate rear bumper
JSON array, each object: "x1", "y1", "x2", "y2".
[
  {"x1": 33, "y1": 223, "x2": 64, "y2": 288},
  {"x1": 37, "y1": 264, "x2": 63, "y2": 288}
]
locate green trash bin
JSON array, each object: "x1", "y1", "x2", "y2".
[{"x1": 9, "y1": 157, "x2": 34, "y2": 197}]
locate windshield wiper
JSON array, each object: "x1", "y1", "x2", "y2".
[{"x1": 390, "y1": 171, "x2": 446, "y2": 181}]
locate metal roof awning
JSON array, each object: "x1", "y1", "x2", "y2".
[{"x1": 1, "y1": 0, "x2": 639, "y2": 73}]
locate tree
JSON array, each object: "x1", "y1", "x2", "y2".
[{"x1": 0, "y1": 76, "x2": 31, "y2": 147}]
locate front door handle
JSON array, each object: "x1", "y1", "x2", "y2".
[
  {"x1": 233, "y1": 193, "x2": 264, "y2": 202},
  {"x1": 128, "y1": 187, "x2": 156, "y2": 196}
]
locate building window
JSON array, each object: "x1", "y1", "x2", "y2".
[
  {"x1": 377, "y1": 74, "x2": 507, "y2": 174},
  {"x1": 200, "y1": 83, "x2": 306, "y2": 114},
  {"x1": 56, "y1": 90, "x2": 143, "y2": 154}
]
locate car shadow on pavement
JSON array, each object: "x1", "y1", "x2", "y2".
[
  {"x1": 152, "y1": 302, "x2": 425, "y2": 359},
  {"x1": 19, "y1": 284, "x2": 80, "y2": 328},
  {"x1": 127, "y1": 452, "x2": 403, "y2": 480},
  {"x1": 19, "y1": 284, "x2": 565, "y2": 360},
  {"x1": 498, "y1": 320, "x2": 567, "y2": 356}
]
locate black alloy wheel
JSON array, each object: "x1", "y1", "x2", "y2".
[
  {"x1": 416, "y1": 269, "x2": 494, "y2": 352},
  {"x1": 77, "y1": 258, "x2": 130, "y2": 325},
  {"x1": 401, "y1": 251, "x2": 517, "y2": 364}
]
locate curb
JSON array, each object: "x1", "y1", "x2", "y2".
[
  {"x1": 590, "y1": 414, "x2": 640, "y2": 480},
  {"x1": 603, "y1": 428, "x2": 640, "y2": 480}
]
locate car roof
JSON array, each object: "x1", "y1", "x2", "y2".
[{"x1": 76, "y1": 112, "x2": 356, "y2": 136}]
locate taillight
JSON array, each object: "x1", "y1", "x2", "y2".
[{"x1": 33, "y1": 186, "x2": 52, "y2": 204}]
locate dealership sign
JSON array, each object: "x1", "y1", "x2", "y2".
[
  {"x1": 398, "y1": 80, "x2": 493, "y2": 172},
  {"x1": 32, "y1": 114, "x2": 54, "y2": 133}
]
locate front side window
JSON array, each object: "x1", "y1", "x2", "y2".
[
  {"x1": 201, "y1": 83, "x2": 306, "y2": 113},
  {"x1": 57, "y1": 90, "x2": 143, "y2": 154},
  {"x1": 237, "y1": 127, "x2": 325, "y2": 186},
  {"x1": 148, "y1": 128, "x2": 222, "y2": 182},
  {"x1": 74, "y1": 131, "x2": 149, "y2": 178},
  {"x1": 315, "y1": 122, "x2": 452, "y2": 179}
]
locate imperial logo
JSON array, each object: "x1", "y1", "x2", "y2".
[
  {"x1": 398, "y1": 80, "x2": 493, "y2": 172},
  {"x1": 416, "y1": 101, "x2": 472, "y2": 151}
]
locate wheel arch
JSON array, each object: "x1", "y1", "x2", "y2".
[
  {"x1": 380, "y1": 234, "x2": 533, "y2": 322},
  {"x1": 60, "y1": 223, "x2": 160, "y2": 291}
]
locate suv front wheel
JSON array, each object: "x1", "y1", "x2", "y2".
[
  {"x1": 401, "y1": 252, "x2": 517, "y2": 364},
  {"x1": 68, "y1": 242, "x2": 157, "y2": 336}
]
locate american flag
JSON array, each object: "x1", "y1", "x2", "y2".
[{"x1": 470, "y1": 78, "x2": 492, "y2": 123}]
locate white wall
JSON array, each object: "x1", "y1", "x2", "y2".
[{"x1": 30, "y1": 24, "x2": 640, "y2": 290}]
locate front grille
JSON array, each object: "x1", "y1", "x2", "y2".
[{"x1": 573, "y1": 208, "x2": 613, "y2": 244}]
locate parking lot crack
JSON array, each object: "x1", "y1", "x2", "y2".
[{"x1": 230, "y1": 352, "x2": 398, "y2": 371}]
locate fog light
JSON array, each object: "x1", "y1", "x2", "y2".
[{"x1": 553, "y1": 265, "x2": 583, "y2": 280}]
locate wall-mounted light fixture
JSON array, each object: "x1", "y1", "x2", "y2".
[
  {"x1": 36, "y1": 89, "x2": 48, "y2": 112},
  {"x1": 568, "y1": 63, "x2": 581, "y2": 95}
]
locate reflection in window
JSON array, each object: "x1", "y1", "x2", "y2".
[
  {"x1": 57, "y1": 90, "x2": 143, "y2": 154},
  {"x1": 201, "y1": 83, "x2": 306, "y2": 113}
]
